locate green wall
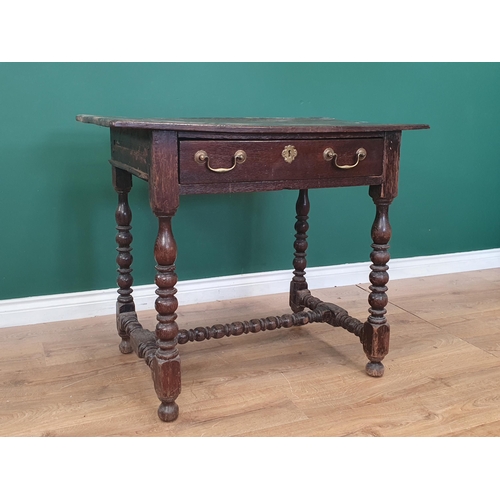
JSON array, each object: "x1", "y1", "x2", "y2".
[{"x1": 1, "y1": 63, "x2": 499, "y2": 301}]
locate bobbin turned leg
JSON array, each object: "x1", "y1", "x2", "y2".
[
  {"x1": 290, "y1": 189, "x2": 310, "y2": 312},
  {"x1": 113, "y1": 167, "x2": 135, "y2": 354},
  {"x1": 151, "y1": 215, "x2": 181, "y2": 422},
  {"x1": 364, "y1": 185, "x2": 393, "y2": 377}
]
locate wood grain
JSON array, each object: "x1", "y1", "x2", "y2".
[
  {"x1": 178, "y1": 139, "x2": 384, "y2": 184},
  {"x1": 1, "y1": 269, "x2": 499, "y2": 436},
  {"x1": 76, "y1": 115, "x2": 430, "y2": 133}
]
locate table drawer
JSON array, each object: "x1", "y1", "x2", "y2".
[{"x1": 179, "y1": 139, "x2": 384, "y2": 185}]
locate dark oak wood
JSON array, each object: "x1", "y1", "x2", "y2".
[
  {"x1": 179, "y1": 138, "x2": 384, "y2": 184},
  {"x1": 152, "y1": 216, "x2": 181, "y2": 422},
  {"x1": 178, "y1": 176, "x2": 384, "y2": 195},
  {"x1": 78, "y1": 115, "x2": 429, "y2": 422},
  {"x1": 110, "y1": 128, "x2": 151, "y2": 177},
  {"x1": 112, "y1": 167, "x2": 135, "y2": 354},
  {"x1": 290, "y1": 189, "x2": 310, "y2": 313},
  {"x1": 364, "y1": 187, "x2": 393, "y2": 377},
  {"x1": 77, "y1": 115, "x2": 429, "y2": 133}
]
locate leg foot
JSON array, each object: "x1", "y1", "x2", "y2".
[
  {"x1": 158, "y1": 402, "x2": 179, "y2": 422},
  {"x1": 119, "y1": 339, "x2": 133, "y2": 354},
  {"x1": 366, "y1": 361, "x2": 384, "y2": 377}
]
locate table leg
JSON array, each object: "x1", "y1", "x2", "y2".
[
  {"x1": 113, "y1": 167, "x2": 135, "y2": 354},
  {"x1": 290, "y1": 189, "x2": 310, "y2": 312},
  {"x1": 364, "y1": 186, "x2": 393, "y2": 377},
  {"x1": 150, "y1": 215, "x2": 181, "y2": 422}
]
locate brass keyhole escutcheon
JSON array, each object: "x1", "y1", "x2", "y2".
[{"x1": 282, "y1": 145, "x2": 298, "y2": 164}]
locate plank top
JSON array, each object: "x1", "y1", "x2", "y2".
[{"x1": 76, "y1": 115, "x2": 430, "y2": 133}]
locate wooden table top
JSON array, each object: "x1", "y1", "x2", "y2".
[{"x1": 76, "y1": 115, "x2": 430, "y2": 134}]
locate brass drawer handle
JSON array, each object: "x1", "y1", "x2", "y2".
[
  {"x1": 323, "y1": 147, "x2": 367, "y2": 169},
  {"x1": 194, "y1": 149, "x2": 247, "y2": 172}
]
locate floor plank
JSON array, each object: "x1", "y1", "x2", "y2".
[{"x1": 1, "y1": 269, "x2": 500, "y2": 436}]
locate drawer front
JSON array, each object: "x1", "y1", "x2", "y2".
[{"x1": 179, "y1": 139, "x2": 384, "y2": 185}]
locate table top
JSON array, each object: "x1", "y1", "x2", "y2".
[{"x1": 76, "y1": 115, "x2": 429, "y2": 134}]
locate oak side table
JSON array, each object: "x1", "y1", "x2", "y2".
[{"x1": 76, "y1": 115, "x2": 429, "y2": 422}]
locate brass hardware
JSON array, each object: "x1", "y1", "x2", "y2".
[
  {"x1": 194, "y1": 149, "x2": 247, "y2": 172},
  {"x1": 282, "y1": 145, "x2": 298, "y2": 164},
  {"x1": 323, "y1": 147, "x2": 367, "y2": 169}
]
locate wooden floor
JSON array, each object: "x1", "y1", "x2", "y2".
[{"x1": 1, "y1": 269, "x2": 500, "y2": 437}]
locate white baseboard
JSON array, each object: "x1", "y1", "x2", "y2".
[{"x1": 1, "y1": 248, "x2": 499, "y2": 329}]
